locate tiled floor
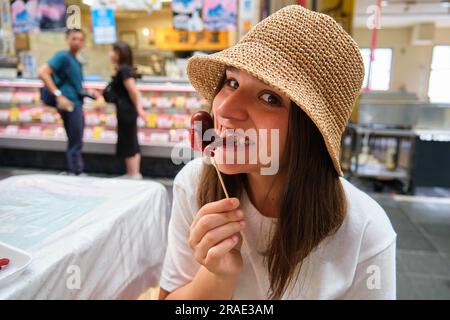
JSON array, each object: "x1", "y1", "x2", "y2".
[
  {"x1": 1, "y1": 166, "x2": 449, "y2": 299},
  {"x1": 371, "y1": 193, "x2": 450, "y2": 299}
]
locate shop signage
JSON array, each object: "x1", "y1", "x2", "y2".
[
  {"x1": 0, "y1": 0, "x2": 15, "y2": 57},
  {"x1": 203, "y1": 0, "x2": 237, "y2": 31},
  {"x1": 238, "y1": 0, "x2": 258, "y2": 38},
  {"x1": 172, "y1": 0, "x2": 203, "y2": 31},
  {"x1": 155, "y1": 28, "x2": 229, "y2": 51},
  {"x1": 11, "y1": 0, "x2": 40, "y2": 33},
  {"x1": 91, "y1": 6, "x2": 117, "y2": 44}
]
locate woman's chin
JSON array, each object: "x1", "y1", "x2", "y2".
[
  {"x1": 214, "y1": 160, "x2": 259, "y2": 175},
  {"x1": 212, "y1": 148, "x2": 260, "y2": 175},
  {"x1": 216, "y1": 163, "x2": 248, "y2": 175}
]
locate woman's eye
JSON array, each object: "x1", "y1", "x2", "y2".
[
  {"x1": 225, "y1": 78, "x2": 239, "y2": 89},
  {"x1": 260, "y1": 93, "x2": 281, "y2": 106}
]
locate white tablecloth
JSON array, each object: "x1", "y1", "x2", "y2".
[{"x1": 0, "y1": 174, "x2": 170, "y2": 299}]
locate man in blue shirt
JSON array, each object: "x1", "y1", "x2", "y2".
[{"x1": 38, "y1": 29, "x2": 85, "y2": 175}]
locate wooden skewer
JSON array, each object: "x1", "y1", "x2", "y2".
[
  {"x1": 210, "y1": 156, "x2": 229, "y2": 199},
  {"x1": 210, "y1": 150, "x2": 242, "y2": 252}
]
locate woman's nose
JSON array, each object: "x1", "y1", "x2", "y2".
[{"x1": 215, "y1": 91, "x2": 248, "y2": 122}]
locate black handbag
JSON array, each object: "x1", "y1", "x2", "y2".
[
  {"x1": 40, "y1": 86, "x2": 57, "y2": 107},
  {"x1": 102, "y1": 80, "x2": 118, "y2": 103}
]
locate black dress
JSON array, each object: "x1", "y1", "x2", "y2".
[{"x1": 112, "y1": 65, "x2": 140, "y2": 158}]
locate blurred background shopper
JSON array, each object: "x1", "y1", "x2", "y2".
[
  {"x1": 107, "y1": 41, "x2": 145, "y2": 179},
  {"x1": 38, "y1": 28, "x2": 86, "y2": 175}
]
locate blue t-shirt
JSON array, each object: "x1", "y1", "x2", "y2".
[{"x1": 47, "y1": 51, "x2": 84, "y2": 106}]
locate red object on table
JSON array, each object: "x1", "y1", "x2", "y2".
[{"x1": 0, "y1": 258, "x2": 10, "y2": 266}]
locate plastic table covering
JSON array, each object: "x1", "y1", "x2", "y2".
[{"x1": 0, "y1": 174, "x2": 170, "y2": 299}]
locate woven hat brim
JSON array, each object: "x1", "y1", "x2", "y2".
[{"x1": 187, "y1": 41, "x2": 344, "y2": 176}]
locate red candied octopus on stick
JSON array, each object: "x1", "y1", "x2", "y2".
[
  {"x1": 190, "y1": 110, "x2": 214, "y2": 152},
  {"x1": 190, "y1": 110, "x2": 229, "y2": 198}
]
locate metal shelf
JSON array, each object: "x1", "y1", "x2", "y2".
[
  {"x1": 0, "y1": 78, "x2": 196, "y2": 92},
  {"x1": 343, "y1": 124, "x2": 418, "y2": 193},
  {"x1": 0, "y1": 120, "x2": 190, "y2": 132},
  {"x1": 0, "y1": 133, "x2": 191, "y2": 160},
  {"x1": 347, "y1": 123, "x2": 417, "y2": 137},
  {"x1": 0, "y1": 103, "x2": 199, "y2": 114},
  {"x1": 0, "y1": 78, "x2": 197, "y2": 162},
  {"x1": 350, "y1": 163, "x2": 408, "y2": 180}
]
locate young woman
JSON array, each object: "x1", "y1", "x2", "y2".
[
  {"x1": 109, "y1": 41, "x2": 145, "y2": 179},
  {"x1": 159, "y1": 5, "x2": 396, "y2": 299}
]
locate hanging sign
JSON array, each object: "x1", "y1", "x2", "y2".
[
  {"x1": 155, "y1": 28, "x2": 229, "y2": 51},
  {"x1": 91, "y1": 6, "x2": 117, "y2": 44}
]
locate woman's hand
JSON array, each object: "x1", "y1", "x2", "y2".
[
  {"x1": 189, "y1": 198, "x2": 246, "y2": 278},
  {"x1": 89, "y1": 89, "x2": 102, "y2": 99},
  {"x1": 137, "y1": 108, "x2": 146, "y2": 120}
]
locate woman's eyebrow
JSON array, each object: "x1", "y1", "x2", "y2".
[
  {"x1": 224, "y1": 68, "x2": 286, "y2": 102},
  {"x1": 225, "y1": 66, "x2": 240, "y2": 74},
  {"x1": 225, "y1": 68, "x2": 266, "y2": 87}
]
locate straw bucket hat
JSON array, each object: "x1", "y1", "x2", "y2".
[{"x1": 187, "y1": 5, "x2": 365, "y2": 176}]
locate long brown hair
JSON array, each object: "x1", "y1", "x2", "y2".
[
  {"x1": 113, "y1": 41, "x2": 133, "y2": 67},
  {"x1": 197, "y1": 102, "x2": 347, "y2": 299}
]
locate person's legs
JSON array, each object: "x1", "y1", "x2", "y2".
[
  {"x1": 125, "y1": 153, "x2": 141, "y2": 177},
  {"x1": 117, "y1": 115, "x2": 141, "y2": 178},
  {"x1": 61, "y1": 106, "x2": 84, "y2": 174}
]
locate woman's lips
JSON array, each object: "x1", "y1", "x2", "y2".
[
  {"x1": 202, "y1": 126, "x2": 257, "y2": 163},
  {"x1": 217, "y1": 125, "x2": 255, "y2": 149}
]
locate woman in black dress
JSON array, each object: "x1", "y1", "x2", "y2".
[{"x1": 109, "y1": 41, "x2": 145, "y2": 179}]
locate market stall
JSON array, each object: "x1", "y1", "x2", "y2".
[{"x1": 0, "y1": 78, "x2": 201, "y2": 176}]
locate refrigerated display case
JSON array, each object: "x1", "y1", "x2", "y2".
[{"x1": 0, "y1": 78, "x2": 206, "y2": 161}]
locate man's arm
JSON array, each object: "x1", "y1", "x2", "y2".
[
  {"x1": 38, "y1": 63, "x2": 73, "y2": 110},
  {"x1": 38, "y1": 63, "x2": 58, "y2": 93}
]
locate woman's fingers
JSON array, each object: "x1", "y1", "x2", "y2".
[
  {"x1": 189, "y1": 209, "x2": 244, "y2": 247},
  {"x1": 194, "y1": 220, "x2": 246, "y2": 262},
  {"x1": 192, "y1": 198, "x2": 240, "y2": 230},
  {"x1": 189, "y1": 198, "x2": 244, "y2": 272},
  {"x1": 204, "y1": 235, "x2": 240, "y2": 266},
  {"x1": 233, "y1": 232, "x2": 243, "y2": 251}
]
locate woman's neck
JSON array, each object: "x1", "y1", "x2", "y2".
[{"x1": 244, "y1": 170, "x2": 285, "y2": 219}]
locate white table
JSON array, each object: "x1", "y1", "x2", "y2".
[{"x1": 0, "y1": 174, "x2": 170, "y2": 299}]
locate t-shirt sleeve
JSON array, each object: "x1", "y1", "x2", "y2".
[
  {"x1": 47, "y1": 51, "x2": 67, "y2": 73},
  {"x1": 341, "y1": 239, "x2": 396, "y2": 300},
  {"x1": 118, "y1": 66, "x2": 134, "y2": 82},
  {"x1": 159, "y1": 160, "x2": 202, "y2": 292}
]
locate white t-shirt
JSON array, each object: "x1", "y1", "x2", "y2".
[{"x1": 160, "y1": 158, "x2": 397, "y2": 299}]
